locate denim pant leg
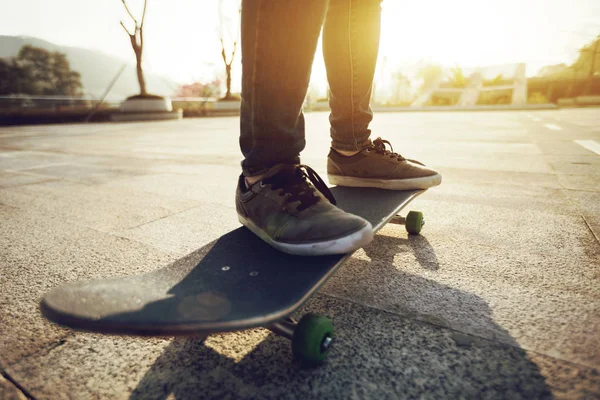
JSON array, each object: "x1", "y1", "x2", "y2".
[
  {"x1": 323, "y1": 0, "x2": 382, "y2": 151},
  {"x1": 240, "y1": 0, "x2": 329, "y2": 177}
]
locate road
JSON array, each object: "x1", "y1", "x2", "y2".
[{"x1": 1, "y1": 109, "x2": 599, "y2": 399}]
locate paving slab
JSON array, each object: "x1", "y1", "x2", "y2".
[
  {"x1": 322, "y1": 224, "x2": 600, "y2": 368},
  {"x1": 426, "y1": 180, "x2": 578, "y2": 215},
  {"x1": 0, "y1": 179, "x2": 199, "y2": 232},
  {"x1": 102, "y1": 165, "x2": 241, "y2": 203},
  {"x1": 438, "y1": 167, "x2": 562, "y2": 189},
  {"x1": 0, "y1": 150, "x2": 77, "y2": 171},
  {"x1": 23, "y1": 163, "x2": 148, "y2": 184},
  {"x1": 119, "y1": 203, "x2": 240, "y2": 255},
  {"x1": 550, "y1": 161, "x2": 600, "y2": 178},
  {"x1": 412, "y1": 198, "x2": 598, "y2": 260},
  {"x1": 0, "y1": 205, "x2": 178, "y2": 366},
  {"x1": 557, "y1": 173, "x2": 600, "y2": 192},
  {"x1": 426, "y1": 151, "x2": 553, "y2": 174},
  {"x1": 8, "y1": 295, "x2": 599, "y2": 400},
  {"x1": 565, "y1": 190, "x2": 600, "y2": 216},
  {"x1": 536, "y1": 140, "x2": 599, "y2": 156}
]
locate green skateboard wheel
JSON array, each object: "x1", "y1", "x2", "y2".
[
  {"x1": 291, "y1": 314, "x2": 334, "y2": 365},
  {"x1": 405, "y1": 211, "x2": 424, "y2": 234}
]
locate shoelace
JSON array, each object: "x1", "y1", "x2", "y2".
[
  {"x1": 370, "y1": 137, "x2": 406, "y2": 161},
  {"x1": 263, "y1": 164, "x2": 336, "y2": 211}
]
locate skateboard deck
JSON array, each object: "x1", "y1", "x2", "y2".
[{"x1": 41, "y1": 187, "x2": 425, "y2": 363}]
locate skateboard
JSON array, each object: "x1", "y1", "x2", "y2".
[{"x1": 41, "y1": 187, "x2": 426, "y2": 365}]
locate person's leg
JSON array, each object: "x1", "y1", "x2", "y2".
[
  {"x1": 322, "y1": 0, "x2": 381, "y2": 152},
  {"x1": 236, "y1": 0, "x2": 374, "y2": 256},
  {"x1": 240, "y1": 0, "x2": 327, "y2": 179},
  {"x1": 323, "y1": 0, "x2": 442, "y2": 190}
]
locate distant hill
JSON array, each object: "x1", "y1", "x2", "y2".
[{"x1": 0, "y1": 35, "x2": 179, "y2": 99}]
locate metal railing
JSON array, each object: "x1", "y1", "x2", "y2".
[{"x1": 0, "y1": 94, "x2": 122, "y2": 110}]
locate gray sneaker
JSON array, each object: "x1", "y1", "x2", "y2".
[
  {"x1": 327, "y1": 137, "x2": 442, "y2": 190},
  {"x1": 236, "y1": 164, "x2": 373, "y2": 256}
]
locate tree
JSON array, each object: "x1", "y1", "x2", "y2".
[
  {"x1": 0, "y1": 58, "x2": 20, "y2": 95},
  {"x1": 120, "y1": 0, "x2": 148, "y2": 96},
  {"x1": 537, "y1": 64, "x2": 569, "y2": 78},
  {"x1": 537, "y1": 34, "x2": 600, "y2": 97},
  {"x1": 176, "y1": 79, "x2": 222, "y2": 98},
  {"x1": 578, "y1": 35, "x2": 600, "y2": 94},
  {"x1": 218, "y1": 0, "x2": 241, "y2": 100},
  {"x1": 0, "y1": 45, "x2": 82, "y2": 96}
]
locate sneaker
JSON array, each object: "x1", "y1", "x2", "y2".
[
  {"x1": 327, "y1": 137, "x2": 442, "y2": 190},
  {"x1": 236, "y1": 164, "x2": 374, "y2": 256}
]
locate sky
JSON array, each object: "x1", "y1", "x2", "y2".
[{"x1": 1, "y1": 0, "x2": 599, "y2": 89}]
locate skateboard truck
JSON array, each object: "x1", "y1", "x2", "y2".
[{"x1": 268, "y1": 314, "x2": 334, "y2": 365}]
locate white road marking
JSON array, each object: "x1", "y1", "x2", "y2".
[
  {"x1": 575, "y1": 140, "x2": 600, "y2": 156},
  {"x1": 545, "y1": 123, "x2": 562, "y2": 130},
  {"x1": 532, "y1": 117, "x2": 541, "y2": 122}
]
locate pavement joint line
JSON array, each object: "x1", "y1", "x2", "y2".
[
  {"x1": 0, "y1": 179, "x2": 61, "y2": 189},
  {"x1": 108, "y1": 235, "x2": 189, "y2": 257},
  {"x1": 0, "y1": 201, "x2": 20, "y2": 211},
  {"x1": 574, "y1": 139, "x2": 600, "y2": 156},
  {"x1": 115, "y1": 202, "x2": 206, "y2": 232},
  {"x1": 5, "y1": 334, "x2": 74, "y2": 370},
  {"x1": 582, "y1": 216, "x2": 600, "y2": 245},
  {"x1": 0, "y1": 370, "x2": 33, "y2": 400},
  {"x1": 15, "y1": 163, "x2": 72, "y2": 172}
]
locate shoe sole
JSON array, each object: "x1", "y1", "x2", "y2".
[
  {"x1": 328, "y1": 173, "x2": 442, "y2": 190},
  {"x1": 238, "y1": 214, "x2": 374, "y2": 256}
]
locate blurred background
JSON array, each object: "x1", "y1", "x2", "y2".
[{"x1": 0, "y1": 0, "x2": 599, "y2": 123}]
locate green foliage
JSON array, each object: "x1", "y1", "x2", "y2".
[
  {"x1": 0, "y1": 58, "x2": 21, "y2": 94},
  {"x1": 482, "y1": 74, "x2": 505, "y2": 87},
  {"x1": 427, "y1": 92, "x2": 460, "y2": 106},
  {"x1": 528, "y1": 92, "x2": 549, "y2": 104},
  {"x1": 572, "y1": 37, "x2": 600, "y2": 75},
  {"x1": 446, "y1": 66, "x2": 467, "y2": 88},
  {"x1": 0, "y1": 45, "x2": 83, "y2": 96},
  {"x1": 476, "y1": 89, "x2": 512, "y2": 105},
  {"x1": 535, "y1": 35, "x2": 600, "y2": 97}
]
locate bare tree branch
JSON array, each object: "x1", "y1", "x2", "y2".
[
  {"x1": 121, "y1": 0, "x2": 138, "y2": 26},
  {"x1": 120, "y1": 21, "x2": 134, "y2": 36},
  {"x1": 220, "y1": 38, "x2": 227, "y2": 64},
  {"x1": 139, "y1": 27, "x2": 144, "y2": 51},
  {"x1": 230, "y1": 41, "x2": 237, "y2": 65},
  {"x1": 140, "y1": 0, "x2": 148, "y2": 29}
]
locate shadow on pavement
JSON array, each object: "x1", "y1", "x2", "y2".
[{"x1": 128, "y1": 233, "x2": 552, "y2": 399}]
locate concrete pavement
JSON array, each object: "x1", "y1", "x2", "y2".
[{"x1": 1, "y1": 109, "x2": 599, "y2": 399}]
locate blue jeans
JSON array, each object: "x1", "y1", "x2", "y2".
[{"x1": 240, "y1": 0, "x2": 382, "y2": 176}]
